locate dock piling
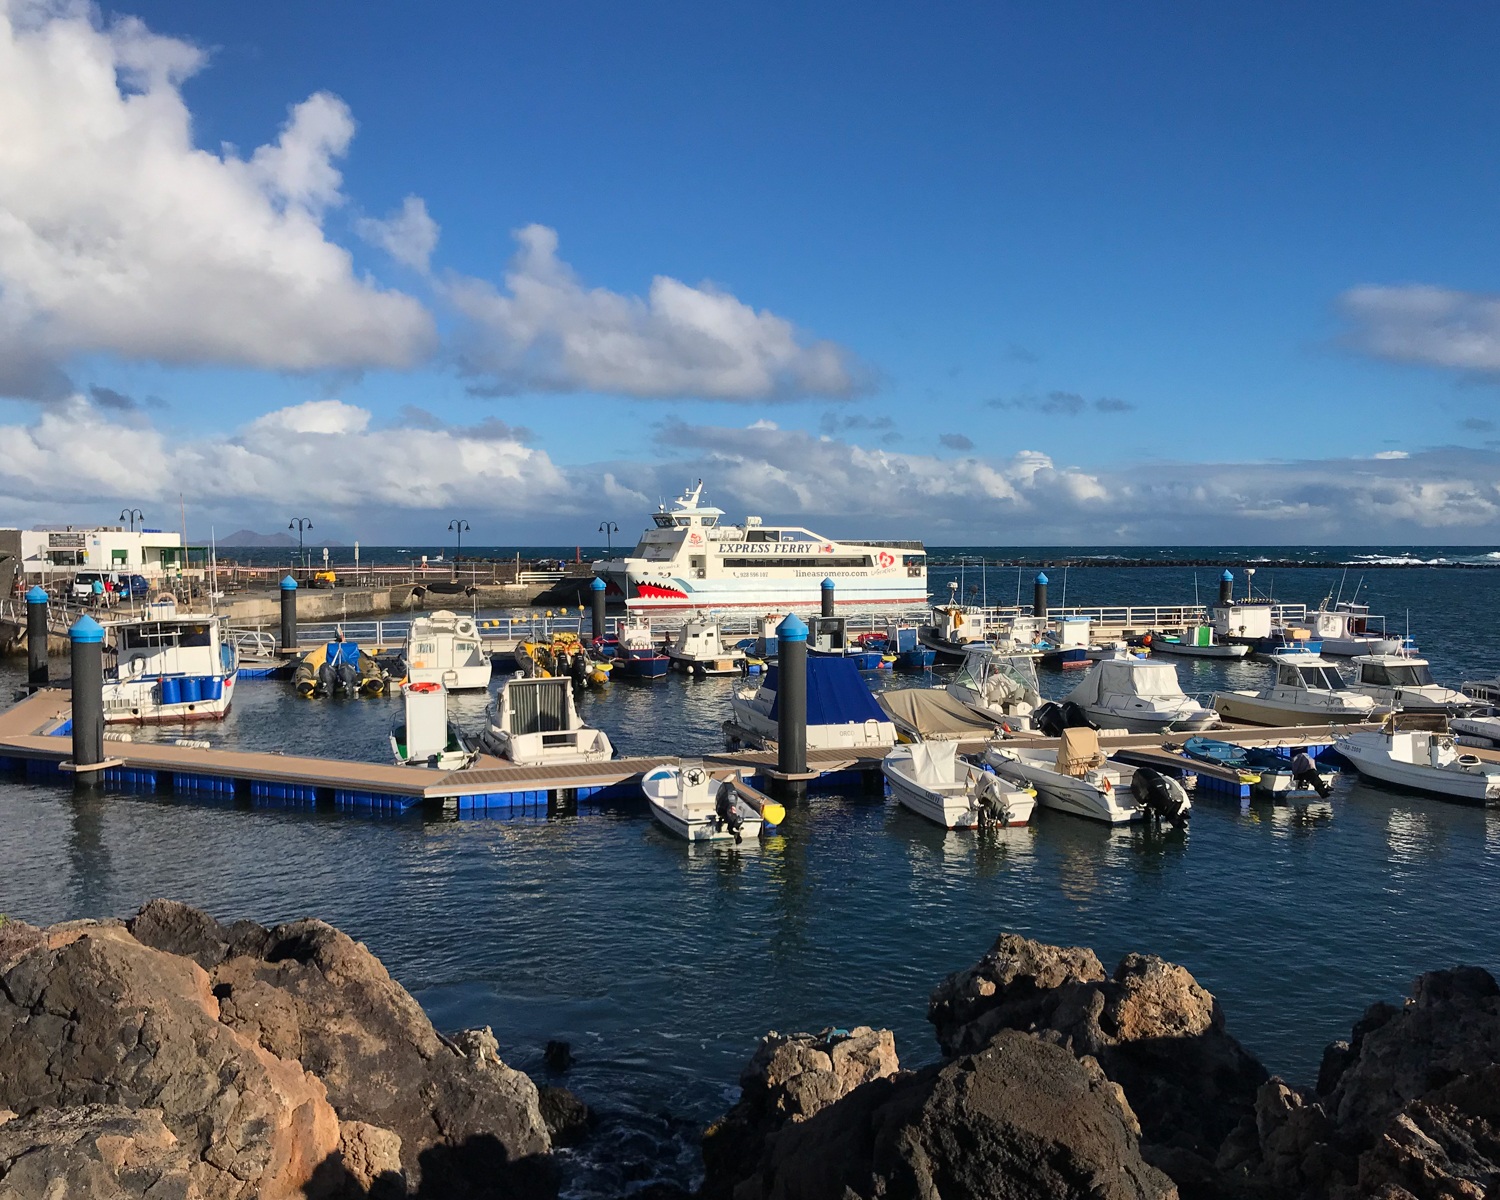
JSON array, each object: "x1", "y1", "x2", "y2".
[
  {"x1": 1219, "y1": 570, "x2": 1234, "y2": 607},
  {"x1": 821, "y1": 577, "x2": 836, "y2": 618},
  {"x1": 26, "y1": 585, "x2": 48, "y2": 691},
  {"x1": 591, "y1": 576, "x2": 607, "y2": 642},
  {"x1": 69, "y1": 615, "x2": 105, "y2": 776},
  {"x1": 775, "y1": 614, "x2": 808, "y2": 798},
  {"x1": 1034, "y1": 573, "x2": 1049, "y2": 621},
  {"x1": 279, "y1": 575, "x2": 298, "y2": 653}
]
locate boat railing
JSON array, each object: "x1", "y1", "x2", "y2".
[{"x1": 231, "y1": 629, "x2": 280, "y2": 658}]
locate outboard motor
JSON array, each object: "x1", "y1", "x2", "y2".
[
  {"x1": 975, "y1": 772, "x2": 1014, "y2": 827},
  {"x1": 316, "y1": 659, "x2": 335, "y2": 697},
  {"x1": 714, "y1": 782, "x2": 745, "y2": 844},
  {"x1": 335, "y1": 659, "x2": 359, "y2": 697},
  {"x1": 1131, "y1": 767, "x2": 1190, "y2": 827},
  {"x1": 1058, "y1": 701, "x2": 1097, "y2": 730},
  {"x1": 570, "y1": 652, "x2": 589, "y2": 688},
  {"x1": 1033, "y1": 701, "x2": 1067, "y2": 738}
]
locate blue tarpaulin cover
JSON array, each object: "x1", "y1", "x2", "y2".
[
  {"x1": 766, "y1": 657, "x2": 888, "y2": 724},
  {"x1": 326, "y1": 641, "x2": 361, "y2": 667}
]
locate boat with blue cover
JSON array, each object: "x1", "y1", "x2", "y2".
[
  {"x1": 726, "y1": 655, "x2": 897, "y2": 751},
  {"x1": 609, "y1": 614, "x2": 670, "y2": 679},
  {"x1": 1180, "y1": 735, "x2": 1336, "y2": 799},
  {"x1": 100, "y1": 608, "x2": 239, "y2": 724}
]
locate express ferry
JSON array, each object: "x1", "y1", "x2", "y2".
[{"x1": 595, "y1": 482, "x2": 928, "y2": 612}]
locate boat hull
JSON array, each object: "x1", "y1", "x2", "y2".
[
  {"x1": 1082, "y1": 705, "x2": 1218, "y2": 734},
  {"x1": 103, "y1": 674, "x2": 236, "y2": 725},
  {"x1": 1150, "y1": 642, "x2": 1250, "y2": 659},
  {"x1": 1212, "y1": 693, "x2": 1377, "y2": 727},
  {"x1": 1336, "y1": 738, "x2": 1499, "y2": 804},
  {"x1": 985, "y1": 756, "x2": 1139, "y2": 824}
]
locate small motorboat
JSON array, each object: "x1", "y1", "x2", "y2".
[
  {"x1": 1347, "y1": 654, "x2": 1482, "y2": 716},
  {"x1": 984, "y1": 728, "x2": 1191, "y2": 825},
  {"x1": 404, "y1": 610, "x2": 491, "y2": 690},
  {"x1": 293, "y1": 641, "x2": 386, "y2": 699},
  {"x1": 1335, "y1": 725, "x2": 1500, "y2": 804},
  {"x1": 1212, "y1": 652, "x2": 1390, "y2": 727},
  {"x1": 1063, "y1": 649, "x2": 1219, "y2": 733},
  {"x1": 917, "y1": 590, "x2": 986, "y2": 661},
  {"x1": 1304, "y1": 603, "x2": 1405, "y2": 657},
  {"x1": 807, "y1": 616, "x2": 887, "y2": 670},
  {"x1": 610, "y1": 615, "x2": 671, "y2": 680},
  {"x1": 1147, "y1": 626, "x2": 1250, "y2": 659},
  {"x1": 101, "y1": 610, "x2": 240, "y2": 723},
  {"x1": 1180, "y1": 735, "x2": 1334, "y2": 800},
  {"x1": 479, "y1": 676, "x2": 614, "y2": 765},
  {"x1": 946, "y1": 643, "x2": 1042, "y2": 731},
  {"x1": 641, "y1": 762, "x2": 782, "y2": 842},
  {"x1": 390, "y1": 681, "x2": 476, "y2": 771},
  {"x1": 727, "y1": 657, "x2": 897, "y2": 751},
  {"x1": 864, "y1": 621, "x2": 934, "y2": 670},
  {"x1": 1451, "y1": 715, "x2": 1500, "y2": 748},
  {"x1": 881, "y1": 742, "x2": 1036, "y2": 829},
  {"x1": 664, "y1": 620, "x2": 746, "y2": 676}
]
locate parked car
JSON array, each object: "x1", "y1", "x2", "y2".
[{"x1": 71, "y1": 572, "x2": 107, "y2": 601}]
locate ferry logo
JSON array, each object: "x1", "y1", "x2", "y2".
[
  {"x1": 820, "y1": 543, "x2": 834, "y2": 553},
  {"x1": 876, "y1": 551, "x2": 895, "y2": 569},
  {"x1": 688, "y1": 531, "x2": 704, "y2": 546}
]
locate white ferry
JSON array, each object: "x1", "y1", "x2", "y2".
[{"x1": 595, "y1": 482, "x2": 927, "y2": 612}]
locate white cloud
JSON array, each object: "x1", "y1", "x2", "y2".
[
  {"x1": 449, "y1": 224, "x2": 864, "y2": 401},
  {"x1": 1341, "y1": 284, "x2": 1500, "y2": 372},
  {"x1": 0, "y1": 1, "x2": 434, "y2": 393},
  {"x1": 356, "y1": 195, "x2": 440, "y2": 273},
  {"x1": 1372, "y1": 450, "x2": 1409, "y2": 460}
]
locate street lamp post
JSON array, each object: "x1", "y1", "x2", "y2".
[
  {"x1": 119, "y1": 508, "x2": 144, "y2": 532},
  {"x1": 289, "y1": 517, "x2": 313, "y2": 571},
  {"x1": 448, "y1": 519, "x2": 470, "y2": 580},
  {"x1": 598, "y1": 520, "x2": 619, "y2": 559}
]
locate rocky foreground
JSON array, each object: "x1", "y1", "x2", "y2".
[{"x1": 0, "y1": 904, "x2": 1495, "y2": 1199}]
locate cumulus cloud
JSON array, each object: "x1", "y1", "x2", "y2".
[
  {"x1": 1341, "y1": 284, "x2": 1500, "y2": 372},
  {"x1": 449, "y1": 224, "x2": 865, "y2": 401},
  {"x1": 0, "y1": 2, "x2": 434, "y2": 394},
  {"x1": 939, "y1": 433, "x2": 975, "y2": 451},
  {"x1": 356, "y1": 196, "x2": 440, "y2": 272},
  {"x1": 988, "y1": 391, "x2": 1135, "y2": 415}
]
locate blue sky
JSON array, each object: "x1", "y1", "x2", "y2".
[{"x1": 2, "y1": 1, "x2": 1499, "y2": 543}]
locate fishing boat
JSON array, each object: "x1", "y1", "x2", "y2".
[
  {"x1": 726, "y1": 656, "x2": 897, "y2": 751},
  {"x1": 1335, "y1": 726, "x2": 1500, "y2": 804},
  {"x1": 479, "y1": 676, "x2": 614, "y2": 766},
  {"x1": 404, "y1": 610, "x2": 490, "y2": 691},
  {"x1": 292, "y1": 641, "x2": 387, "y2": 699},
  {"x1": 1213, "y1": 601, "x2": 1320, "y2": 656},
  {"x1": 1180, "y1": 736, "x2": 1335, "y2": 800},
  {"x1": 1212, "y1": 652, "x2": 1392, "y2": 727},
  {"x1": 665, "y1": 620, "x2": 746, "y2": 676},
  {"x1": 1062, "y1": 650, "x2": 1219, "y2": 733},
  {"x1": 1347, "y1": 654, "x2": 1481, "y2": 716},
  {"x1": 946, "y1": 644, "x2": 1042, "y2": 731},
  {"x1": 862, "y1": 621, "x2": 934, "y2": 669},
  {"x1": 917, "y1": 587, "x2": 987, "y2": 661},
  {"x1": 1304, "y1": 603, "x2": 1405, "y2": 657},
  {"x1": 609, "y1": 614, "x2": 671, "y2": 680},
  {"x1": 390, "y1": 681, "x2": 476, "y2": 771},
  {"x1": 641, "y1": 762, "x2": 781, "y2": 842},
  {"x1": 593, "y1": 480, "x2": 927, "y2": 611},
  {"x1": 807, "y1": 616, "x2": 887, "y2": 670},
  {"x1": 881, "y1": 742, "x2": 1036, "y2": 829},
  {"x1": 1147, "y1": 625, "x2": 1250, "y2": 659},
  {"x1": 100, "y1": 612, "x2": 239, "y2": 724},
  {"x1": 984, "y1": 728, "x2": 1191, "y2": 825}
]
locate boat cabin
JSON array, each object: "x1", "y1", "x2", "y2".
[
  {"x1": 1213, "y1": 603, "x2": 1273, "y2": 640},
  {"x1": 1276, "y1": 658, "x2": 1350, "y2": 692}
]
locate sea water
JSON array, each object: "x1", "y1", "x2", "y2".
[{"x1": 2, "y1": 562, "x2": 1498, "y2": 1195}]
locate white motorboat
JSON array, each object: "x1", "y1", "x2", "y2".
[
  {"x1": 665, "y1": 620, "x2": 746, "y2": 675},
  {"x1": 727, "y1": 656, "x2": 897, "y2": 751},
  {"x1": 1347, "y1": 654, "x2": 1481, "y2": 716},
  {"x1": 641, "y1": 761, "x2": 777, "y2": 842},
  {"x1": 390, "y1": 681, "x2": 476, "y2": 771},
  {"x1": 1304, "y1": 603, "x2": 1404, "y2": 657},
  {"x1": 592, "y1": 479, "x2": 927, "y2": 611},
  {"x1": 917, "y1": 590, "x2": 988, "y2": 661},
  {"x1": 1063, "y1": 650, "x2": 1219, "y2": 733},
  {"x1": 882, "y1": 742, "x2": 1035, "y2": 829},
  {"x1": 404, "y1": 610, "x2": 490, "y2": 690},
  {"x1": 1147, "y1": 625, "x2": 1250, "y2": 659},
  {"x1": 101, "y1": 611, "x2": 238, "y2": 724},
  {"x1": 1335, "y1": 727, "x2": 1500, "y2": 804},
  {"x1": 946, "y1": 644, "x2": 1042, "y2": 730},
  {"x1": 479, "y1": 676, "x2": 614, "y2": 765},
  {"x1": 984, "y1": 728, "x2": 1191, "y2": 825},
  {"x1": 1212, "y1": 652, "x2": 1390, "y2": 727},
  {"x1": 1452, "y1": 715, "x2": 1500, "y2": 748}
]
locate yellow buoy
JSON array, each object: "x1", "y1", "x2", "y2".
[{"x1": 760, "y1": 801, "x2": 788, "y2": 827}]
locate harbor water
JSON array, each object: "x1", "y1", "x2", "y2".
[{"x1": 2, "y1": 561, "x2": 1499, "y2": 1196}]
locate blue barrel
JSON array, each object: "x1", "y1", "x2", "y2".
[
  {"x1": 203, "y1": 676, "x2": 224, "y2": 701},
  {"x1": 160, "y1": 676, "x2": 183, "y2": 705},
  {"x1": 181, "y1": 676, "x2": 202, "y2": 703}
]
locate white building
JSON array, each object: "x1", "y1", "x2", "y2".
[{"x1": 16, "y1": 526, "x2": 186, "y2": 582}]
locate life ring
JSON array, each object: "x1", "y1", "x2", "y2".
[
  {"x1": 408, "y1": 681, "x2": 442, "y2": 693},
  {"x1": 152, "y1": 591, "x2": 175, "y2": 604}
]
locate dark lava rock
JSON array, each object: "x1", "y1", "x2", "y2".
[
  {"x1": 737, "y1": 1029, "x2": 1177, "y2": 1200},
  {"x1": 538, "y1": 1085, "x2": 595, "y2": 1147}
]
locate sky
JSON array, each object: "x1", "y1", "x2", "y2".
[{"x1": 2, "y1": 0, "x2": 1500, "y2": 545}]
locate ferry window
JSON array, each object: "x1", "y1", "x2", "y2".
[
  {"x1": 903, "y1": 554, "x2": 923, "y2": 567},
  {"x1": 701, "y1": 516, "x2": 717, "y2": 528},
  {"x1": 674, "y1": 516, "x2": 693, "y2": 527},
  {"x1": 746, "y1": 530, "x2": 776, "y2": 542},
  {"x1": 652, "y1": 513, "x2": 674, "y2": 528}
]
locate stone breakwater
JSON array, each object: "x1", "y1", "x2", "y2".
[
  {"x1": 1, "y1": 906, "x2": 1495, "y2": 1199},
  {"x1": 0, "y1": 901, "x2": 583, "y2": 1199},
  {"x1": 702, "y1": 933, "x2": 1500, "y2": 1200}
]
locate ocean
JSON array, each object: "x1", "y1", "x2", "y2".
[{"x1": 1, "y1": 554, "x2": 1498, "y2": 1196}]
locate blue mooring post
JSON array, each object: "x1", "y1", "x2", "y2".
[
  {"x1": 590, "y1": 575, "x2": 608, "y2": 641},
  {"x1": 280, "y1": 575, "x2": 298, "y2": 653},
  {"x1": 1033, "y1": 572, "x2": 1049, "y2": 621},
  {"x1": 69, "y1": 615, "x2": 105, "y2": 777},
  {"x1": 775, "y1": 614, "x2": 808, "y2": 798},
  {"x1": 820, "y1": 577, "x2": 836, "y2": 618},
  {"x1": 1219, "y1": 570, "x2": 1234, "y2": 607},
  {"x1": 26, "y1": 585, "x2": 48, "y2": 691}
]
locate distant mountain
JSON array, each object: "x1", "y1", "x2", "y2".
[{"x1": 215, "y1": 529, "x2": 298, "y2": 547}]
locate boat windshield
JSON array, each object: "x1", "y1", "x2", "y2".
[
  {"x1": 1377, "y1": 662, "x2": 1435, "y2": 686},
  {"x1": 1298, "y1": 666, "x2": 1347, "y2": 690}
]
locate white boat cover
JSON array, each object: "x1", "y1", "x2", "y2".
[
  {"x1": 1066, "y1": 659, "x2": 1185, "y2": 707},
  {"x1": 879, "y1": 688, "x2": 997, "y2": 740},
  {"x1": 908, "y1": 739, "x2": 960, "y2": 784}
]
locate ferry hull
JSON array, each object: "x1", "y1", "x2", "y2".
[{"x1": 598, "y1": 566, "x2": 927, "y2": 612}]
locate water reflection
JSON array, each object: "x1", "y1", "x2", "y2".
[{"x1": 66, "y1": 788, "x2": 113, "y2": 916}]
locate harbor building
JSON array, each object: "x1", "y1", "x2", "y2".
[{"x1": 12, "y1": 525, "x2": 187, "y2": 586}]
